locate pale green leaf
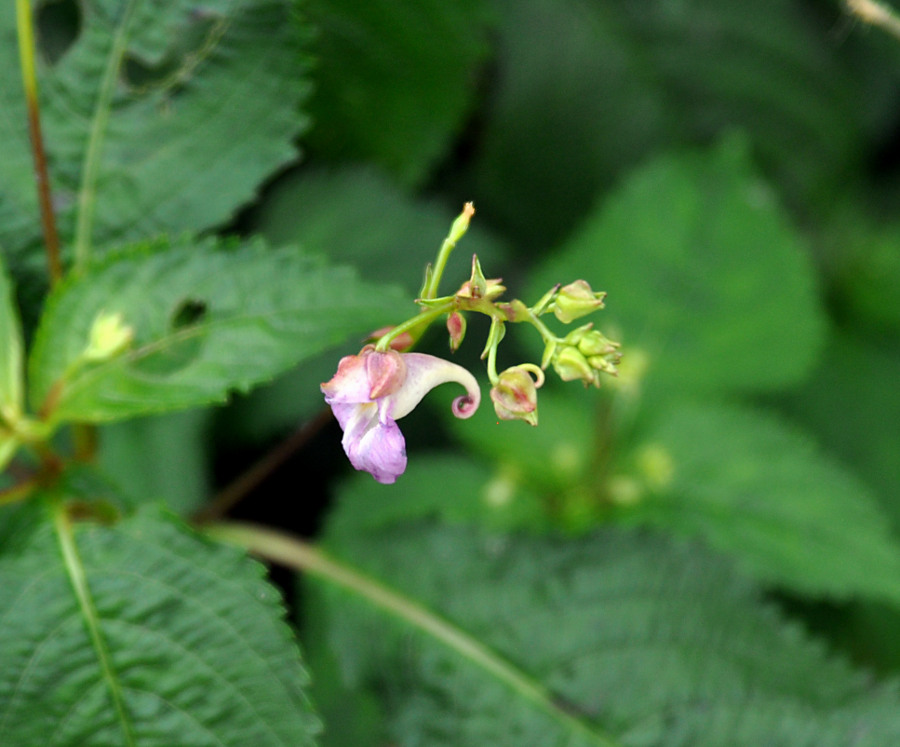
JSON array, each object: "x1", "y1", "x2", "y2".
[
  {"x1": 0, "y1": 251, "x2": 23, "y2": 420},
  {"x1": 305, "y1": 0, "x2": 492, "y2": 186},
  {"x1": 0, "y1": 252, "x2": 23, "y2": 471},
  {"x1": 0, "y1": 0, "x2": 310, "y2": 263},
  {"x1": 528, "y1": 139, "x2": 826, "y2": 397},
  {"x1": 616, "y1": 401, "x2": 900, "y2": 604},
  {"x1": 313, "y1": 516, "x2": 900, "y2": 746},
  {"x1": 28, "y1": 236, "x2": 406, "y2": 424},
  {"x1": 0, "y1": 505, "x2": 319, "y2": 746}
]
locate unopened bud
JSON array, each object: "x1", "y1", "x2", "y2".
[
  {"x1": 552, "y1": 346, "x2": 597, "y2": 387},
  {"x1": 552, "y1": 280, "x2": 606, "y2": 323},
  {"x1": 447, "y1": 311, "x2": 466, "y2": 352},
  {"x1": 447, "y1": 202, "x2": 475, "y2": 245},
  {"x1": 83, "y1": 311, "x2": 133, "y2": 362},
  {"x1": 490, "y1": 364, "x2": 544, "y2": 426}
]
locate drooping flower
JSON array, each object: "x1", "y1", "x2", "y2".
[
  {"x1": 489, "y1": 364, "x2": 544, "y2": 426},
  {"x1": 321, "y1": 345, "x2": 480, "y2": 484}
]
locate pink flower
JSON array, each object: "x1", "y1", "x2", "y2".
[{"x1": 321, "y1": 345, "x2": 480, "y2": 484}]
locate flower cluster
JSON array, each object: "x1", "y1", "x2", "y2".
[{"x1": 321, "y1": 204, "x2": 621, "y2": 483}]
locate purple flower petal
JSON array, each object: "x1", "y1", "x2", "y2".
[{"x1": 341, "y1": 403, "x2": 407, "y2": 484}]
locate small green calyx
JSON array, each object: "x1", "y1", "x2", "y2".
[
  {"x1": 457, "y1": 255, "x2": 506, "y2": 301},
  {"x1": 83, "y1": 311, "x2": 133, "y2": 362}
]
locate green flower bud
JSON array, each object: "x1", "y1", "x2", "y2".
[
  {"x1": 83, "y1": 311, "x2": 133, "y2": 362},
  {"x1": 552, "y1": 280, "x2": 606, "y2": 323},
  {"x1": 552, "y1": 346, "x2": 597, "y2": 387}
]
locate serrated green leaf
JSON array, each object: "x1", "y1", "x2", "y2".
[
  {"x1": 468, "y1": 0, "x2": 867, "y2": 247},
  {"x1": 0, "y1": 0, "x2": 310, "y2": 263},
  {"x1": 28, "y1": 236, "x2": 406, "y2": 424},
  {"x1": 0, "y1": 505, "x2": 319, "y2": 746},
  {"x1": 528, "y1": 139, "x2": 826, "y2": 397},
  {"x1": 305, "y1": 0, "x2": 492, "y2": 186},
  {"x1": 777, "y1": 332, "x2": 900, "y2": 530},
  {"x1": 311, "y1": 515, "x2": 900, "y2": 746},
  {"x1": 616, "y1": 401, "x2": 900, "y2": 604}
]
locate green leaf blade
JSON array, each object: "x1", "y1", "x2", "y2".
[
  {"x1": 305, "y1": 0, "x2": 493, "y2": 186},
  {"x1": 528, "y1": 139, "x2": 826, "y2": 398},
  {"x1": 0, "y1": 506, "x2": 319, "y2": 746},
  {"x1": 313, "y1": 515, "x2": 900, "y2": 746},
  {"x1": 618, "y1": 402, "x2": 900, "y2": 605},
  {"x1": 28, "y1": 236, "x2": 405, "y2": 423},
  {"x1": 0, "y1": 0, "x2": 311, "y2": 262}
]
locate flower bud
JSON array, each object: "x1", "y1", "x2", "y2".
[
  {"x1": 552, "y1": 346, "x2": 598, "y2": 387},
  {"x1": 83, "y1": 311, "x2": 133, "y2": 362},
  {"x1": 552, "y1": 280, "x2": 606, "y2": 323},
  {"x1": 490, "y1": 364, "x2": 544, "y2": 426},
  {"x1": 577, "y1": 328, "x2": 619, "y2": 357},
  {"x1": 447, "y1": 311, "x2": 466, "y2": 352}
]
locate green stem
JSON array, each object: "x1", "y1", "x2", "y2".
[
  {"x1": 375, "y1": 302, "x2": 453, "y2": 352},
  {"x1": 52, "y1": 500, "x2": 137, "y2": 747},
  {"x1": 16, "y1": 0, "x2": 63, "y2": 285},
  {"x1": 207, "y1": 521, "x2": 621, "y2": 747},
  {"x1": 484, "y1": 316, "x2": 505, "y2": 384},
  {"x1": 420, "y1": 203, "x2": 475, "y2": 300},
  {"x1": 524, "y1": 308, "x2": 559, "y2": 346},
  {"x1": 73, "y1": 0, "x2": 138, "y2": 270}
]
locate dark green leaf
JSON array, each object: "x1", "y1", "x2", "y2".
[
  {"x1": 0, "y1": 505, "x2": 319, "y2": 745},
  {"x1": 615, "y1": 401, "x2": 900, "y2": 604},
  {"x1": 314, "y1": 515, "x2": 900, "y2": 746},
  {"x1": 528, "y1": 139, "x2": 826, "y2": 397},
  {"x1": 28, "y1": 236, "x2": 405, "y2": 424},
  {"x1": 0, "y1": 0, "x2": 310, "y2": 261},
  {"x1": 305, "y1": 0, "x2": 492, "y2": 185}
]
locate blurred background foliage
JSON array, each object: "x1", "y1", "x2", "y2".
[{"x1": 14, "y1": 0, "x2": 900, "y2": 741}]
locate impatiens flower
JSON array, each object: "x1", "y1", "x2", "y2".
[{"x1": 321, "y1": 345, "x2": 480, "y2": 484}]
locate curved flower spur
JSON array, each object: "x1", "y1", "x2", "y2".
[{"x1": 322, "y1": 204, "x2": 622, "y2": 483}]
